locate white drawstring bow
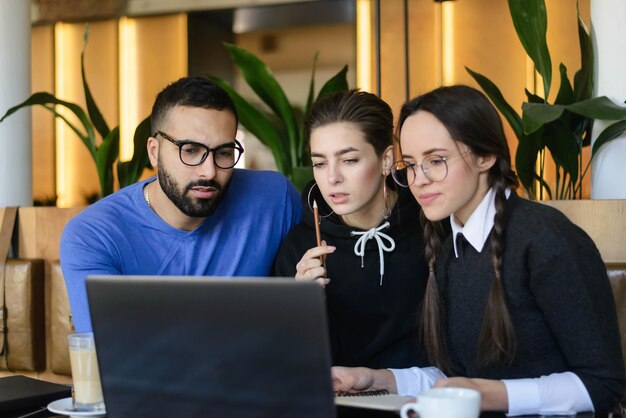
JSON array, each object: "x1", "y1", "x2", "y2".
[{"x1": 350, "y1": 221, "x2": 396, "y2": 286}]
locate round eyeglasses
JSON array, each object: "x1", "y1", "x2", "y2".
[
  {"x1": 391, "y1": 150, "x2": 472, "y2": 187},
  {"x1": 155, "y1": 131, "x2": 244, "y2": 169}
]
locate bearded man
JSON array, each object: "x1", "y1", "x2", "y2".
[{"x1": 61, "y1": 77, "x2": 302, "y2": 332}]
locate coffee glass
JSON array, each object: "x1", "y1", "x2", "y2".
[
  {"x1": 68, "y1": 332, "x2": 105, "y2": 411},
  {"x1": 400, "y1": 387, "x2": 481, "y2": 418}
]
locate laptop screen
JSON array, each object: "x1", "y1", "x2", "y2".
[{"x1": 86, "y1": 276, "x2": 336, "y2": 418}]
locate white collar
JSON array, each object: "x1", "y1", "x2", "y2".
[{"x1": 450, "y1": 188, "x2": 511, "y2": 258}]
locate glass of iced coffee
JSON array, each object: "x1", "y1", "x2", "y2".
[{"x1": 68, "y1": 332, "x2": 105, "y2": 412}]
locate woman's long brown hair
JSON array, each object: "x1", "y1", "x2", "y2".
[{"x1": 397, "y1": 85, "x2": 520, "y2": 371}]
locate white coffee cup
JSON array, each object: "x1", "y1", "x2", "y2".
[
  {"x1": 400, "y1": 387, "x2": 481, "y2": 418},
  {"x1": 68, "y1": 332, "x2": 105, "y2": 411}
]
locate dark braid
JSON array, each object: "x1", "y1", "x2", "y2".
[
  {"x1": 420, "y1": 211, "x2": 451, "y2": 372},
  {"x1": 477, "y1": 160, "x2": 518, "y2": 367}
]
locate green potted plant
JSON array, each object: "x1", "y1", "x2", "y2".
[
  {"x1": 466, "y1": 0, "x2": 626, "y2": 200},
  {"x1": 0, "y1": 28, "x2": 151, "y2": 200},
  {"x1": 208, "y1": 43, "x2": 349, "y2": 191}
]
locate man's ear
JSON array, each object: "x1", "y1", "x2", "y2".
[
  {"x1": 382, "y1": 145, "x2": 394, "y2": 175},
  {"x1": 147, "y1": 136, "x2": 159, "y2": 168},
  {"x1": 476, "y1": 153, "x2": 497, "y2": 173}
]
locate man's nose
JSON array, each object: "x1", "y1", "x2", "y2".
[{"x1": 196, "y1": 152, "x2": 217, "y2": 179}]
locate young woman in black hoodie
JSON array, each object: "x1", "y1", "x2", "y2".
[{"x1": 274, "y1": 89, "x2": 429, "y2": 370}]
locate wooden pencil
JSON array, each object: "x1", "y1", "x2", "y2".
[{"x1": 313, "y1": 199, "x2": 325, "y2": 265}]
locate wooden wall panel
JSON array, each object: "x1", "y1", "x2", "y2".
[{"x1": 542, "y1": 200, "x2": 626, "y2": 263}]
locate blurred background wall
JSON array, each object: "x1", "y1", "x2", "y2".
[{"x1": 24, "y1": 0, "x2": 589, "y2": 206}]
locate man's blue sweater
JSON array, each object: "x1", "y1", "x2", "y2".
[{"x1": 61, "y1": 169, "x2": 302, "y2": 332}]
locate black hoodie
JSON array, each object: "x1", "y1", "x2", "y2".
[{"x1": 273, "y1": 180, "x2": 428, "y2": 369}]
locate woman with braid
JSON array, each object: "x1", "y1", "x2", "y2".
[{"x1": 331, "y1": 85, "x2": 625, "y2": 415}]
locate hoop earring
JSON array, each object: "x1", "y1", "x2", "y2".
[
  {"x1": 307, "y1": 182, "x2": 334, "y2": 218},
  {"x1": 382, "y1": 174, "x2": 392, "y2": 219}
]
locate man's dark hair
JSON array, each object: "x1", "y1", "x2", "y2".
[{"x1": 150, "y1": 77, "x2": 238, "y2": 132}]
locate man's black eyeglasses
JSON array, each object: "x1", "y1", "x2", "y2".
[{"x1": 155, "y1": 130, "x2": 244, "y2": 169}]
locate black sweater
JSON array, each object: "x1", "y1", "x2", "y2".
[
  {"x1": 274, "y1": 180, "x2": 428, "y2": 368},
  {"x1": 437, "y1": 193, "x2": 625, "y2": 413}
]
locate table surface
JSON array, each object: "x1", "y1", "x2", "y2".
[{"x1": 37, "y1": 410, "x2": 617, "y2": 418}]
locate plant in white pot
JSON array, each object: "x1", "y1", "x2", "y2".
[
  {"x1": 0, "y1": 28, "x2": 151, "y2": 201},
  {"x1": 467, "y1": 0, "x2": 626, "y2": 200}
]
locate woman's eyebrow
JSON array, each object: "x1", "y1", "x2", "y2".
[
  {"x1": 421, "y1": 147, "x2": 449, "y2": 156},
  {"x1": 311, "y1": 147, "x2": 359, "y2": 159},
  {"x1": 402, "y1": 147, "x2": 448, "y2": 159},
  {"x1": 335, "y1": 147, "x2": 359, "y2": 157}
]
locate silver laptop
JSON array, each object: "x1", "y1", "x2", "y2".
[{"x1": 86, "y1": 276, "x2": 336, "y2": 418}]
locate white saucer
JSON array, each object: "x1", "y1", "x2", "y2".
[{"x1": 47, "y1": 397, "x2": 106, "y2": 417}]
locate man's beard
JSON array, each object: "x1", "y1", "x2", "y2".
[{"x1": 157, "y1": 163, "x2": 226, "y2": 218}]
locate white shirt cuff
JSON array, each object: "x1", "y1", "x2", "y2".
[
  {"x1": 503, "y1": 372, "x2": 594, "y2": 416},
  {"x1": 502, "y1": 378, "x2": 541, "y2": 416},
  {"x1": 389, "y1": 367, "x2": 447, "y2": 397}
]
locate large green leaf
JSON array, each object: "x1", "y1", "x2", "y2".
[
  {"x1": 523, "y1": 97, "x2": 626, "y2": 135},
  {"x1": 591, "y1": 120, "x2": 626, "y2": 157},
  {"x1": 300, "y1": 53, "x2": 319, "y2": 164},
  {"x1": 95, "y1": 127, "x2": 120, "y2": 197},
  {"x1": 316, "y1": 65, "x2": 349, "y2": 102},
  {"x1": 466, "y1": 67, "x2": 523, "y2": 141},
  {"x1": 515, "y1": 131, "x2": 541, "y2": 195},
  {"x1": 208, "y1": 76, "x2": 289, "y2": 175},
  {"x1": 553, "y1": 64, "x2": 581, "y2": 136},
  {"x1": 522, "y1": 103, "x2": 564, "y2": 134},
  {"x1": 525, "y1": 89, "x2": 544, "y2": 104},
  {"x1": 508, "y1": 0, "x2": 552, "y2": 97},
  {"x1": 37, "y1": 103, "x2": 91, "y2": 149},
  {"x1": 554, "y1": 64, "x2": 574, "y2": 105},
  {"x1": 566, "y1": 97, "x2": 626, "y2": 120},
  {"x1": 117, "y1": 116, "x2": 151, "y2": 188},
  {"x1": 542, "y1": 120, "x2": 579, "y2": 181},
  {"x1": 1, "y1": 92, "x2": 97, "y2": 158},
  {"x1": 81, "y1": 37, "x2": 109, "y2": 139},
  {"x1": 223, "y1": 43, "x2": 299, "y2": 167},
  {"x1": 573, "y1": 10, "x2": 593, "y2": 102}
]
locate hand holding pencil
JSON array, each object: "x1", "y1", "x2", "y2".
[{"x1": 294, "y1": 199, "x2": 336, "y2": 286}]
